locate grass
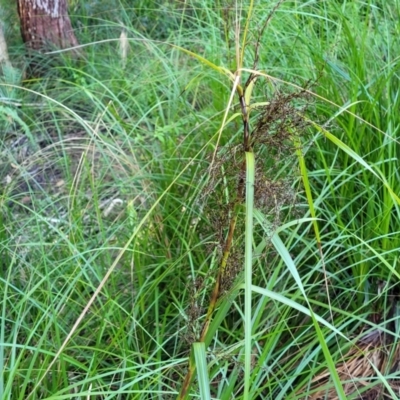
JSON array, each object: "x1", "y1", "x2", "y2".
[{"x1": 1, "y1": 0, "x2": 400, "y2": 399}]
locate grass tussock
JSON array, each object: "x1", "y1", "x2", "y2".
[{"x1": 1, "y1": 1, "x2": 400, "y2": 399}]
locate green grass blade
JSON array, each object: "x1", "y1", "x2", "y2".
[
  {"x1": 244, "y1": 151, "x2": 255, "y2": 399},
  {"x1": 248, "y1": 285, "x2": 347, "y2": 341},
  {"x1": 294, "y1": 136, "x2": 321, "y2": 244},
  {"x1": 193, "y1": 343, "x2": 211, "y2": 400},
  {"x1": 170, "y1": 44, "x2": 234, "y2": 81},
  {"x1": 253, "y1": 211, "x2": 348, "y2": 399},
  {"x1": 311, "y1": 121, "x2": 400, "y2": 205}
]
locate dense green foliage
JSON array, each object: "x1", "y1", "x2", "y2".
[{"x1": 0, "y1": 1, "x2": 400, "y2": 398}]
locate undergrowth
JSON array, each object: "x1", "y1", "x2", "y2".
[{"x1": 0, "y1": 1, "x2": 400, "y2": 399}]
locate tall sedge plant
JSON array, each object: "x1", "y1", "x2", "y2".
[{"x1": 175, "y1": 1, "x2": 348, "y2": 399}]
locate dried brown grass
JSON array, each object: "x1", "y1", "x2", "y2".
[{"x1": 300, "y1": 330, "x2": 400, "y2": 400}]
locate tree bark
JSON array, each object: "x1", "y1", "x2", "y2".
[
  {"x1": 0, "y1": 20, "x2": 11, "y2": 67},
  {"x1": 17, "y1": 0, "x2": 79, "y2": 53}
]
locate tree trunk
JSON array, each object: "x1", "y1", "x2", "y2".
[
  {"x1": 17, "y1": 0, "x2": 79, "y2": 53},
  {"x1": 0, "y1": 20, "x2": 11, "y2": 67}
]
